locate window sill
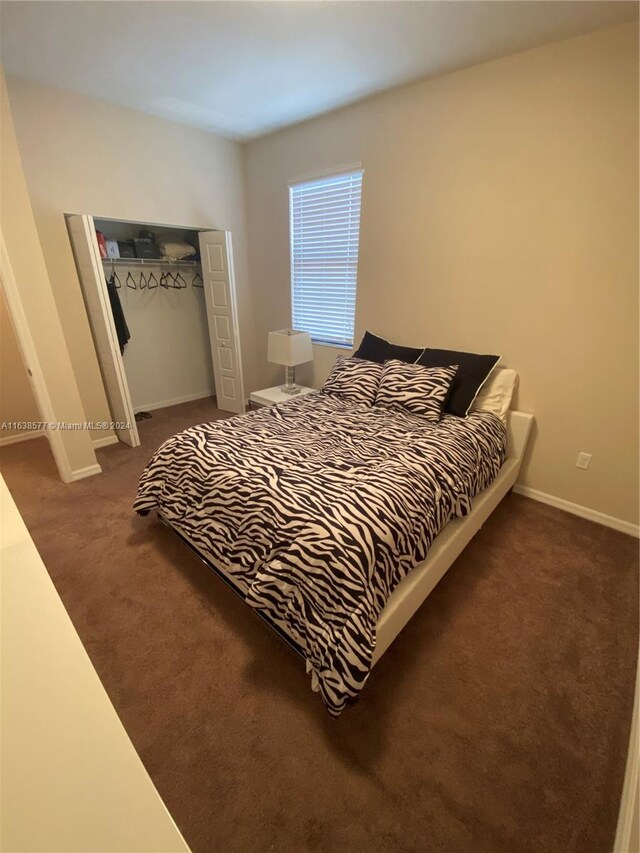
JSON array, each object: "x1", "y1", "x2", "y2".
[{"x1": 311, "y1": 341, "x2": 353, "y2": 351}]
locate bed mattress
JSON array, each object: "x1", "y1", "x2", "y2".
[{"x1": 134, "y1": 392, "x2": 507, "y2": 714}]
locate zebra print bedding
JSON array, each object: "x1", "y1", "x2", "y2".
[
  {"x1": 322, "y1": 356, "x2": 382, "y2": 404},
  {"x1": 375, "y1": 360, "x2": 458, "y2": 421},
  {"x1": 134, "y1": 392, "x2": 507, "y2": 715}
]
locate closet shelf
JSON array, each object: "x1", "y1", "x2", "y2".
[{"x1": 102, "y1": 257, "x2": 199, "y2": 268}]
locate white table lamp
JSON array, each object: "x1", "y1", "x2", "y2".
[{"x1": 267, "y1": 329, "x2": 313, "y2": 394}]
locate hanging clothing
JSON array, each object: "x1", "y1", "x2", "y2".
[{"x1": 106, "y1": 276, "x2": 130, "y2": 354}]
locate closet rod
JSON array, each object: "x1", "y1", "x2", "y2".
[{"x1": 101, "y1": 258, "x2": 199, "y2": 268}]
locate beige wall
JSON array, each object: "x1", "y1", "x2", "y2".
[
  {"x1": 5, "y1": 77, "x2": 257, "y2": 439},
  {"x1": 243, "y1": 23, "x2": 639, "y2": 526},
  {"x1": 0, "y1": 68, "x2": 97, "y2": 476},
  {"x1": 0, "y1": 289, "x2": 41, "y2": 441}
]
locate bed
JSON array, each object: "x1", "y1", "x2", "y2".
[{"x1": 135, "y1": 384, "x2": 534, "y2": 716}]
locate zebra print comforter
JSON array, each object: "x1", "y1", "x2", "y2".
[{"x1": 134, "y1": 392, "x2": 507, "y2": 715}]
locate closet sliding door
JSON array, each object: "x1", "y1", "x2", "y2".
[
  {"x1": 198, "y1": 231, "x2": 245, "y2": 414},
  {"x1": 66, "y1": 215, "x2": 140, "y2": 447}
]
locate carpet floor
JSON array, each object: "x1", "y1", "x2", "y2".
[{"x1": 0, "y1": 397, "x2": 637, "y2": 853}]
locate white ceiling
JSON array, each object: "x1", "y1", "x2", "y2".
[{"x1": 0, "y1": 1, "x2": 637, "y2": 140}]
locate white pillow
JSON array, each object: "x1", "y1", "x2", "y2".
[
  {"x1": 157, "y1": 237, "x2": 196, "y2": 260},
  {"x1": 470, "y1": 367, "x2": 518, "y2": 424}
]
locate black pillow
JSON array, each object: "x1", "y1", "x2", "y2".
[
  {"x1": 417, "y1": 348, "x2": 500, "y2": 417},
  {"x1": 353, "y1": 331, "x2": 423, "y2": 365}
]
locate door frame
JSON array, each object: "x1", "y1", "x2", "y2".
[
  {"x1": 0, "y1": 228, "x2": 76, "y2": 482},
  {"x1": 614, "y1": 655, "x2": 639, "y2": 852},
  {"x1": 66, "y1": 214, "x2": 140, "y2": 448}
]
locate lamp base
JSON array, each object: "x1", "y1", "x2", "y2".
[{"x1": 280, "y1": 365, "x2": 300, "y2": 395}]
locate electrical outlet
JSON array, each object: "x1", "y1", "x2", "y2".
[{"x1": 576, "y1": 452, "x2": 592, "y2": 470}]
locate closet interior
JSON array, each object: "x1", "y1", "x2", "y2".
[
  {"x1": 95, "y1": 219, "x2": 214, "y2": 419},
  {"x1": 66, "y1": 215, "x2": 245, "y2": 449}
]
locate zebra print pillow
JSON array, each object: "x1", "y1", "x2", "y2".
[
  {"x1": 322, "y1": 356, "x2": 382, "y2": 405},
  {"x1": 375, "y1": 359, "x2": 458, "y2": 422}
]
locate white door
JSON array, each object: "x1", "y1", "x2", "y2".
[
  {"x1": 198, "y1": 230, "x2": 245, "y2": 414},
  {"x1": 66, "y1": 215, "x2": 140, "y2": 447}
]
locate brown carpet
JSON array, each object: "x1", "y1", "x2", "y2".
[{"x1": 1, "y1": 397, "x2": 637, "y2": 853}]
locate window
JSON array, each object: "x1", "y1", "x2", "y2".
[{"x1": 289, "y1": 169, "x2": 363, "y2": 348}]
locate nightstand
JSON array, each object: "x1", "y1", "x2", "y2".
[{"x1": 249, "y1": 385, "x2": 317, "y2": 409}]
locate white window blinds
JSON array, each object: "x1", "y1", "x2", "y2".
[{"x1": 290, "y1": 169, "x2": 363, "y2": 348}]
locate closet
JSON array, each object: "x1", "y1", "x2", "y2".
[{"x1": 66, "y1": 215, "x2": 244, "y2": 448}]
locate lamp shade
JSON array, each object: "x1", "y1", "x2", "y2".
[{"x1": 267, "y1": 329, "x2": 313, "y2": 367}]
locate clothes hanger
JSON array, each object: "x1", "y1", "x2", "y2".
[
  {"x1": 107, "y1": 261, "x2": 122, "y2": 290},
  {"x1": 159, "y1": 271, "x2": 170, "y2": 289},
  {"x1": 126, "y1": 271, "x2": 137, "y2": 290},
  {"x1": 192, "y1": 271, "x2": 203, "y2": 288},
  {"x1": 174, "y1": 270, "x2": 187, "y2": 289},
  {"x1": 139, "y1": 270, "x2": 147, "y2": 290},
  {"x1": 147, "y1": 271, "x2": 159, "y2": 290}
]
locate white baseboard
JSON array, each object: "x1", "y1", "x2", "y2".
[
  {"x1": 92, "y1": 434, "x2": 119, "y2": 449},
  {"x1": 69, "y1": 463, "x2": 102, "y2": 482},
  {"x1": 513, "y1": 485, "x2": 640, "y2": 538},
  {"x1": 134, "y1": 391, "x2": 215, "y2": 414},
  {"x1": 0, "y1": 429, "x2": 44, "y2": 447}
]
